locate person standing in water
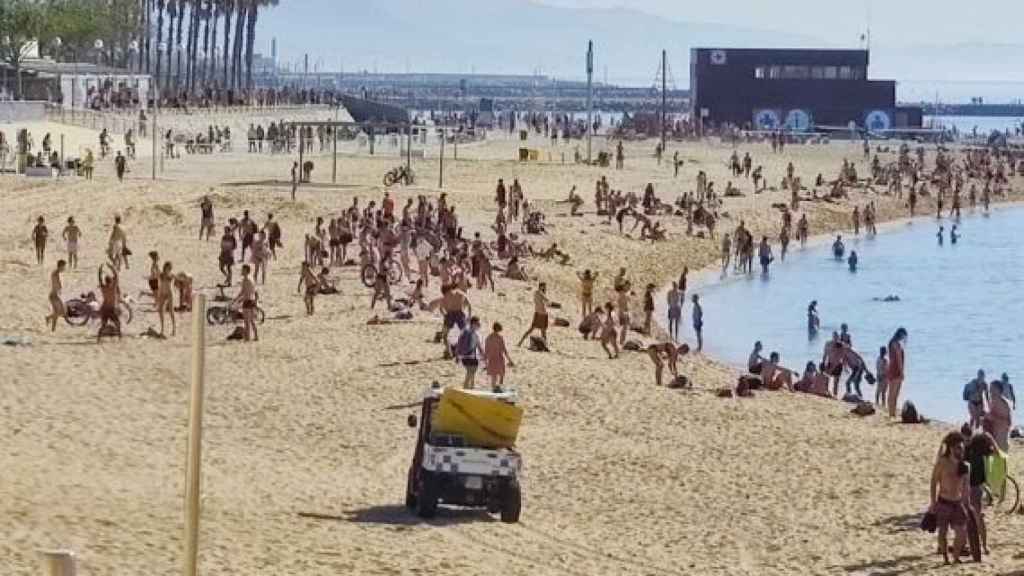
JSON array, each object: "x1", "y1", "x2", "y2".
[
  {"x1": 691, "y1": 294, "x2": 703, "y2": 352},
  {"x1": 937, "y1": 226, "x2": 944, "y2": 246},
  {"x1": 950, "y1": 225, "x2": 959, "y2": 244},
  {"x1": 847, "y1": 250, "x2": 858, "y2": 272},
  {"x1": 886, "y1": 327, "x2": 908, "y2": 418},
  {"x1": 758, "y1": 236, "x2": 773, "y2": 275},
  {"x1": 807, "y1": 300, "x2": 821, "y2": 337}
]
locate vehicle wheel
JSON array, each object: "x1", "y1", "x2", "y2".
[
  {"x1": 405, "y1": 467, "x2": 418, "y2": 510},
  {"x1": 360, "y1": 264, "x2": 377, "y2": 288},
  {"x1": 416, "y1": 472, "x2": 439, "y2": 519},
  {"x1": 387, "y1": 260, "x2": 403, "y2": 285},
  {"x1": 206, "y1": 307, "x2": 225, "y2": 326},
  {"x1": 500, "y1": 480, "x2": 521, "y2": 523},
  {"x1": 64, "y1": 300, "x2": 91, "y2": 327},
  {"x1": 383, "y1": 173, "x2": 395, "y2": 186}
]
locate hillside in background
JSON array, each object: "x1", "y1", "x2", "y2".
[
  {"x1": 257, "y1": 1, "x2": 1024, "y2": 102},
  {"x1": 257, "y1": 0, "x2": 821, "y2": 85}
]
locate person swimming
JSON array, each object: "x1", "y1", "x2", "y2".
[{"x1": 832, "y1": 235, "x2": 845, "y2": 259}]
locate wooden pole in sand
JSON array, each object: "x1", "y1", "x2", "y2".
[{"x1": 183, "y1": 293, "x2": 207, "y2": 576}]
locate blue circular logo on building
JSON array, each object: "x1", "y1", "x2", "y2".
[
  {"x1": 784, "y1": 109, "x2": 813, "y2": 132},
  {"x1": 865, "y1": 110, "x2": 891, "y2": 131},
  {"x1": 754, "y1": 109, "x2": 780, "y2": 130}
]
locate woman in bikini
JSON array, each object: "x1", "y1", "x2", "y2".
[{"x1": 156, "y1": 261, "x2": 176, "y2": 336}]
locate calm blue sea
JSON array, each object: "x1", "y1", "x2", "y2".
[
  {"x1": 678, "y1": 207, "x2": 1023, "y2": 424},
  {"x1": 924, "y1": 115, "x2": 1024, "y2": 135}
]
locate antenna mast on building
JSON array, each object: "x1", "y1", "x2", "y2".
[{"x1": 586, "y1": 40, "x2": 594, "y2": 164}]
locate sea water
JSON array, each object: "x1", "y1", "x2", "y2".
[{"x1": 678, "y1": 207, "x2": 1024, "y2": 424}]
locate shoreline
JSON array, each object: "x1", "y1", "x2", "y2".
[{"x1": 654, "y1": 194, "x2": 1024, "y2": 390}]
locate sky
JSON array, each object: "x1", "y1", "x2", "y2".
[{"x1": 537, "y1": 0, "x2": 1024, "y2": 47}]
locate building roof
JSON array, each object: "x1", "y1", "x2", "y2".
[{"x1": 0, "y1": 58, "x2": 140, "y2": 77}]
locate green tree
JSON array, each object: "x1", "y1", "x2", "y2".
[{"x1": 0, "y1": 0, "x2": 49, "y2": 98}]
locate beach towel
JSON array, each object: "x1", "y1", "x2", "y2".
[{"x1": 986, "y1": 449, "x2": 1009, "y2": 501}]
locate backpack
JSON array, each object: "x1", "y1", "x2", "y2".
[{"x1": 455, "y1": 329, "x2": 476, "y2": 358}]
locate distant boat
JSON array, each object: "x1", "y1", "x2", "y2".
[{"x1": 337, "y1": 94, "x2": 409, "y2": 125}]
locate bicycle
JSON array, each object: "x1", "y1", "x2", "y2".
[
  {"x1": 361, "y1": 257, "x2": 404, "y2": 288},
  {"x1": 64, "y1": 293, "x2": 134, "y2": 326},
  {"x1": 206, "y1": 301, "x2": 266, "y2": 326}
]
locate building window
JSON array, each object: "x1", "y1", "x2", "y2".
[
  {"x1": 824, "y1": 66, "x2": 838, "y2": 80},
  {"x1": 754, "y1": 66, "x2": 766, "y2": 79},
  {"x1": 782, "y1": 65, "x2": 810, "y2": 79},
  {"x1": 769, "y1": 66, "x2": 782, "y2": 79},
  {"x1": 811, "y1": 66, "x2": 825, "y2": 79},
  {"x1": 852, "y1": 67, "x2": 865, "y2": 80},
  {"x1": 839, "y1": 66, "x2": 853, "y2": 79}
]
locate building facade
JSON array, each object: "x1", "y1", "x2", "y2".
[{"x1": 690, "y1": 48, "x2": 921, "y2": 131}]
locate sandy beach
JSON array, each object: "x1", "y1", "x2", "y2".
[{"x1": 3, "y1": 116, "x2": 1024, "y2": 576}]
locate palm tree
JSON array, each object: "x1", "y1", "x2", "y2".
[
  {"x1": 154, "y1": 0, "x2": 166, "y2": 90},
  {"x1": 207, "y1": 0, "x2": 219, "y2": 85},
  {"x1": 244, "y1": 0, "x2": 277, "y2": 90},
  {"x1": 220, "y1": 0, "x2": 232, "y2": 89},
  {"x1": 174, "y1": 0, "x2": 185, "y2": 88},
  {"x1": 231, "y1": 0, "x2": 245, "y2": 90},
  {"x1": 199, "y1": 0, "x2": 212, "y2": 87}
]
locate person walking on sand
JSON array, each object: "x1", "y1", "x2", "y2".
[
  {"x1": 62, "y1": 217, "x2": 82, "y2": 269},
  {"x1": 199, "y1": 195, "x2": 215, "y2": 241},
  {"x1": 875, "y1": 346, "x2": 888, "y2": 407},
  {"x1": 45, "y1": 260, "x2": 67, "y2": 331},
  {"x1": 666, "y1": 281, "x2": 682, "y2": 341},
  {"x1": 297, "y1": 261, "x2": 319, "y2": 316},
  {"x1": 518, "y1": 282, "x2": 550, "y2": 347},
  {"x1": 31, "y1": 216, "x2": 48, "y2": 265},
  {"x1": 930, "y1": 431, "x2": 969, "y2": 565},
  {"x1": 156, "y1": 261, "x2": 176, "y2": 337},
  {"x1": 964, "y1": 431, "x2": 995, "y2": 556},
  {"x1": 963, "y1": 369, "x2": 988, "y2": 430},
  {"x1": 577, "y1": 269, "x2": 597, "y2": 318},
  {"x1": 642, "y1": 283, "x2": 656, "y2": 335},
  {"x1": 691, "y1": 294, "x2": 703, "y2": 352},
  {"x1": 290, "y1": 161, "x2": 299, "y2": 200},
  {"x1": 456, "y1": 316, "x2": 485, "y2": 389},
  {"x1": 886, "y1": 327, "x2": 908, "y2": 418},
  {"x1": 484, "y1": 322, "x2": 514, "y2": 392},
  {"x1": 107, "y1": 215, "x2": 129, "y2": 272},
  {"x1": 600, "y1": 302, "x2": 620, "y2": 359},
  {"x1": 233, "y1": 264, "x2": 258, "y2": 342}
]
